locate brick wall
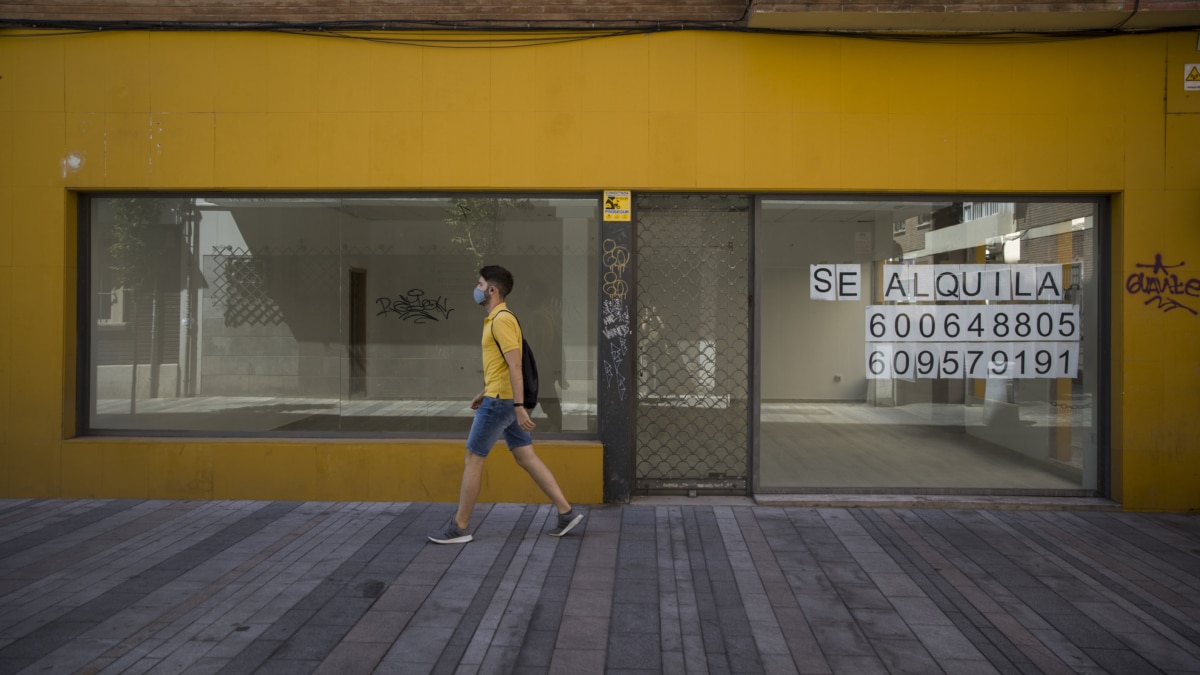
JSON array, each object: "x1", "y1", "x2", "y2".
[
  {"x1": 750, "y1": 0, "x2": 1199, "y2": 30},
  {"x1": 1, "y1": 0, "x2": 1195, "y2": 28},
  {"x1": 0, "y1": 0, "x2": 748, "y2": 25}
]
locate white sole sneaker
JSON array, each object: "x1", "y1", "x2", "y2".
[
  {"x1": 428, "y1": 532, "x2": 473, "y2": 544},
  {"x1": 427, "y1": 522, "x2": 473, "y2": 544},
  {"x1": 549, "y1": 512, "x2": 584, "y2": 537}
]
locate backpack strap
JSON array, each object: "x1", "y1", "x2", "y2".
[{"x1": 490, "y1": 309, "x2": 521, "y2": 365}]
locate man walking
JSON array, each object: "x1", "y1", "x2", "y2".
[{"x1": 428, "y1": 265, "x2": 584, "y2": 544}]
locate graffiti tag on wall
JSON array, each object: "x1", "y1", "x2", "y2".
[
  {"x1": 1126, "y1": 254, "x2": 1199, "y2": 316},
  {"x1": 602, "y1": 239, "x2": 631, "y2": 400},
  {"x1": 376, "y1": 289, "x2": 455, "y2": 323},
  {"x1": 602, "y1": 238, "x2": 630, "y2": 300}
]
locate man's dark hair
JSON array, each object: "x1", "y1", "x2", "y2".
[{"x1": 479, "y1": 265, "x2": 514, "y2": 297}]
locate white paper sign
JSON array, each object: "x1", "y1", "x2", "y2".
[
  {"x1": 836, "y1": 264, "x2": 861, "y2": 300},
  {"x1": 1034, "y1": 264, "x2": 1065, "y2": 300},
  {"x1": 866, "y1": 305, "x2": 1081, "y2": 343},
  {"x1": 810, "y1": 265, "x2": 837, "y2": 301},
  {"x1": 865, "y1": 341, "x2": 1080, "y2": 379},
  {"x1": 883, "y1": 264, "x2": 1071, "y2": 301},
  {"x1": 811, "y1": 264, "x2": 861, "y2": 301}
]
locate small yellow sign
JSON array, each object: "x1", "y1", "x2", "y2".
[
  {"x1": 603, "y1": 190, "x2": 631, "y2": 222},
  {"x1": 1186, "y1": 64, "x2": 1200, "y2": 91}
]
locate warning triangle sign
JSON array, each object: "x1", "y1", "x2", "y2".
[{"x1": 1188, "y1": 66, "x2": 1200, "y2": 82}]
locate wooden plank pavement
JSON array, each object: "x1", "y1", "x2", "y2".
[{"x1": 0, "y1": 499, "x2": 1197, "y2": 674}]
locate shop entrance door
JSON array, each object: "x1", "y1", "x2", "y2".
[{"x1": 634, "y1": 195, "x2": 752, "y2": 494}]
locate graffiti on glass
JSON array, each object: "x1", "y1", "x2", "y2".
[
  {"x1": 1126, "y1": 254, "x2": 1199, "y2": 316},
  {"x1": 376, "y1": 289, "x2": 455, "y2": 323}
]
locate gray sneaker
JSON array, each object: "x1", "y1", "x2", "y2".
[
  {"x1": 428, "y1": 521, "x2": 473, "y2": 544},
  {"x1": 549, "y1": 509, "x2": 583, "y2": 537}
]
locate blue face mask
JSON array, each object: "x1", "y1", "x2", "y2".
[{"x1": 473, "y1": 286, "x2": 488, "y2": 305}]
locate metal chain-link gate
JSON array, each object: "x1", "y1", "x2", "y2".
[{"x1": 635, "y1": 194, "x2": 751, "y2": 493}]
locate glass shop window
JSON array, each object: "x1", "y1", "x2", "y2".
[
  {"x1": 758, "y1": 198, "x2": 1102, "y2": 493},
  {"x1": 84, "y1": 195, "x2": 600, "y2": 435}
]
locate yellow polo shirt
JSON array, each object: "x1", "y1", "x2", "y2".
[{"x1": 482, "y1": 303, "x2": 522, "y2": 399}]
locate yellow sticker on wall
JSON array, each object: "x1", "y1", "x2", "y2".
[
  {"x1": 1186, "y1": 64, "x2": 1200, "y2": 91},
  {"x1": 603, "y1": 191, "x2": 631, "y2": 222}
]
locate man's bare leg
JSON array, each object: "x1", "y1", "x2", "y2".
[
  {"x1": 510, "y1": 444, "x2": 571, "y2": 514},
  {"x1": 455, "y1": 451, "x2": 487, "y2": 529}
]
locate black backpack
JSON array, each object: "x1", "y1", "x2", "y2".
[{"x1": 491, "y1": 309, "x2": 539, "y2": 410}]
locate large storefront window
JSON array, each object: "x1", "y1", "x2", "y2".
[
  {"x1": 85, "y1": 195, "x2": 600, "y2": 435},
  {"x1": 758, "y1": 198, "x2": 1102, "y2": 493}
]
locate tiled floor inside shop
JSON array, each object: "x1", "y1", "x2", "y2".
[{"x1": 760, "y1": 401, "x2": 1090, "y2": 491}]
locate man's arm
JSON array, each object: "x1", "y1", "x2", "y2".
[{"x1": 503, "y1": 348, "x2": 535, "y2": 430}]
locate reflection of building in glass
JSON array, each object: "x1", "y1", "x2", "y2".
[
  {"x1": 760, "y1": 197, "x2": 1099, "y2": 493},
  {"x1": 890, "y1": 202, "x2": 1091, "y2": 285},
  {"x1": 87, "y1": 197, "x2": 600, "y2": 435}
]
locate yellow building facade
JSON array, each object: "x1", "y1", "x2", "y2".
[{"x1": 0, "y1": 29, "x2": 1197, "y2": 510}]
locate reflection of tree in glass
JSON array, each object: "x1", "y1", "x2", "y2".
[
  {"x1": 109, "y1": 199, "x2": 183, "y2": 411},
  {"x1": 110, "y1": 199, "x2": 169, "y2": 292},
  {"x1": 444, "y1": 198, "x2": 532, "y2": 265}
]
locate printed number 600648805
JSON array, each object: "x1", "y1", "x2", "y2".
[{"x1": 865, "y1": 305, "x2": 1080, "y2": 343}]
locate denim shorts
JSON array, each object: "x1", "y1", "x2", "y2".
[{"x1": 466, "y1": 397, "x2": 533, "y2": 457}]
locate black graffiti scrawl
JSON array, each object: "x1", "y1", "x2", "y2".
[
  {"x1": 376, "y1": 289, "x2": 455, "y2": 323},
  {"x1": 1126, "y1": 254, "x2": 1199, "y2": 316}
]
